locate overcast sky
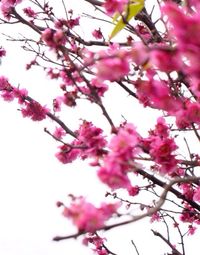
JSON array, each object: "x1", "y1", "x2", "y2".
[{"x1": 0, "y1": 1, "x2": 200, "y2": 255}]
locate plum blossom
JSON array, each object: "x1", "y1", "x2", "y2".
[
  {"x1": 53, "y1": 127, "x2": 66, "y2": 140},
  {"x1": 41, "y1": 28, "x2": 66, "y2": 48},
  {"x1": 62, "y1": 196, "x2": 119, "y2": 232},
  {"x1": 83, "y1": 233, "x2": 109, "y2": 255},
  {"x1": 0, "y1": 76, "x2": 10, "y2": 90},
  {"x1": 55, "y1": 142, "x2": 80, "y2": 164},
  {"x1": 103, "y1": 0, "x2": 128, "y2": 15},
  {"x1": 98, "y1": 123, "x2": 140, "y2": 190},
  {"x1": 77, "y1": 121, "x2": 107, "y2": 159},
  {"x1": 174, "y1": 101, "x2": 200, "y2": 129},
  {"x1": 180, "y1": 183, "x2": 194, "y2": 200},
  {"x1": 193, "y1": 186, "x2": 200, "y2": 202},
  {"x1": 96, "y1": 57, "x2": 129, "y2": 81},
  {"x1": 21, "y1": 101, "x2": 49, "y2": 121},
  {"x1": 150, "y1": 48, "x2": 182, "y2": 73},
  {"x1": 55, "y1": 121, "x2": 107, "y2": 164},
  {"x1": 0, "y1": 0, "x2": 22, "y2": 19},
  {"x1": 140, "y1": 117, "x2": 179, "y2": 175},
  {"x1": 92, "y1": 28, "x2": 103, "y2": 40},
  {"x1": 0, "y1": 47, "x2": 6, "y2": 57},
  {"x1": 188, "y1": 225, "x2": 197, "y2": 235},
  {"x1": 90, "y1": 79, "x2": 108, "y2": 97},
  {"x1": 128, "y1": 185, "x2": 139, "y2": 196},
  {"x1": 134, "y1": 78, "x2": 182, "y2": 112},
  {"x1": 23, "y1": 7, "x2": 37, "y2": 18}
]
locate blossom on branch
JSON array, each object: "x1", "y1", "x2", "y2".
[{"x1": 62, "y1": 196, "x2": 119, "y2": 232}]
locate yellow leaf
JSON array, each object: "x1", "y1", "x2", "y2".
[{"x1": 109, "y1": 0, "x2": 144, "y2": 40}]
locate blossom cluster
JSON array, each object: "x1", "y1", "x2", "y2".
[
  {"x1": 0, "y1": 76, "x2": 48, "y2": 121},
  {"x1": 83, "y1": 233, "x2": 109, "y2": 255},
  {"x1": 61, "y1": 196, "x2": 119, "y2": 232},
  {"x1": 140, "y1": 117, "x2": 180, "y2": 175},
  {"x1": 55, "y1": 121, "x2": 107, "y2": 164},
  {"x1": 98, "y1": 123, "x2": 140, "y2": 192},
  {"x1": 0, "y1": 0, "x2": 22, "y2": 19},
  {"x1": 103, "y1": 0, "x2": 128, "y2": 16}
]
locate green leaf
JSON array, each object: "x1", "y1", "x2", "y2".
[{"x1": 109, "y1": 0, "x2": 144, "y2": 40}]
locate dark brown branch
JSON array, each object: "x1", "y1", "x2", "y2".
[
  {"x1": 131, "y1": 240, "x2": 140, "y2": 255},
  {"x1": 136, "y1": 168, "x2": 200, "y2": 212},
  {"x1": 84, "y1": 0, "x2": 103, "y2": 6}
]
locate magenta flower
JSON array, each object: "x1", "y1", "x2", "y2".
[
  {"x1": 0, "y1": 0, "x2": 22, "y2": 19},
  {"x1": 55, "y1": 143, "x2": 80, "y2": 164},
  {"x1": 23, "y1": 7, "x2": 37, "y2": 18},
  {"x1": 96, "y1": 57, "x2": 129, "y2": 81},
  {"x1": 103, "y1": 0, "x2": 128, "y2": 16},
  {"x1": 92, "y1": 28, "x2": 103, "y2": 40},
  {"x1": 193, "y1": 186, "x2": 200, "y2": 202},
  {"x1": 62, "y1": 197, "x2": 119, "y2": 232},
  {"x1": 21, "y1": 101, "x2": 48, "y2": 121}
]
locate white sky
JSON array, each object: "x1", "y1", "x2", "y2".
[{"x1": 0, "y1": 1, "x2": 200, "y2": 255}]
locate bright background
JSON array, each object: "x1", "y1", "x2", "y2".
[{"x1": 0, "y1": 1, "x2": 199, "y2": 254}]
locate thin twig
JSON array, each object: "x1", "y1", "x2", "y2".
[
  {"x1": 131, "y1": 240, "x2": 140, "y2": 255},
  {"x1": 151, "y1": 229, "x2": 182, "y2": 255}
]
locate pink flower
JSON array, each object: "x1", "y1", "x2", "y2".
[
  {"x1": 141, "y1": 117, "x2": 179, "y2": 175},
  {"x1": 98, "y1": 163, "x2": 131, "y2": 190},
  {"x1": 66, "y1": 17, "x2": 80, "y2": 28},
  {"x1": 174, "y1": 101, "x2": 200, "y2": 128},
  {"x1": 53, "y1": 97, "x2": 62, "y2": 112},
  {"x1": 128, "y1": 185, "x2": 139, "y2": 196},
  {"x1": 13, "y1": 87, "x2": 28, "y2": 104},
  {"x1": 55, "y1": 143, "x2": 80, "y2": 164},
  {"x1": 109, "y1": 123, "x2": 138, "y2": 157},
  {"x1": 23, "y1": 7, "x2": 37, "y2": 18},
  {"x1": 97, "y1": 123, "x2": 140, "y2": 190},
  {"x1": 193, "y1": 186, "x2": 200, "y2": 202},
  {"x1": 0, "y1": 0, "x2": 22, "y2": 19},
  {"x1": 77, "y1": 121, "x2": 107, "y2": 158},
  {"x1": 96, "y1": 57, "x2": 129, "y2": 81},
  {"x1": 180, "y1": 183, "x2": 194, "y2": 200},
  {"x1": 150, "y1": 212, "x2": 160, "y2": 223},
  {"x1": 188, "y1": 225, "x2": 197, "y2": 235},
  {"x1": 62, "y1": 197, "x2": 119, "y2": 232},
  {"x1": 0, "y1": 47, "x2": 6, "y2": 57},
  {"x1": 41, "y1": 28, "x2": 66, "y2": 49},
  {"x1": 180, "y1": 206, "x2": 196, "y2": 223},
  {"x1": 83, "y1": 233, "x2": 108, "y2": 255},
  {"x1": 0, "y1": 76, "x2": 10, "y2": 90},
  {"x1": 154, "y1": 117, "x2": 169, "y2": 137},
  {"x1": 103, "y1": 0, "x2": 128, "y2": 15},
  {"x1": 135, "y1": 24, "x2": 152, "y2": 42},
  {"x1": 53, "y1": 127, "x2": 66, "y2": 139},
  {"x1": 1, "y1": 90, "x2": 15, "y2": 101},
  {"x1": 162, "y1": 2, "x2": 200, "y2": 51},
  {"x1": 134, "y1": 78, "x2": 182, "y2": 112},
  {"x1": 91, "y1": 79, "x2": 108, "y2": 97},
  {"x1": 150, "y1": 48, "x2": 182, "y2": 73},
  {"x1": 92, "y1": 28, "x2": 103, "y2": 40},
  {"x1": 187, "y1": 0, "x2": 200, "y2": 11},
  {"x1": 21, "y1": 101, "x2": 48, "y2": 121}
]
